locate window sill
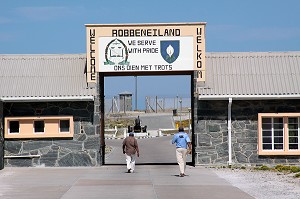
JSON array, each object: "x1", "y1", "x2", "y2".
[
  {"x1": 258, "y1": 151, "x2": 300, "y2": 156},
  {"x1": 6, "y1": 133, "x2": 73, "y2": 139},
  {"x1": 5, "y1": 116, "x2": 74, "y2": 139}
]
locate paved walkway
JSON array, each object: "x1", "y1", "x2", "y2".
[
  {"x1": 0, "y1": 165, "x2": 254, "y2": 199},
  {"x1": 105, "y1": 136, "x2": 192, "y2": 164},
  {"x1": 139, "y1": 113, "x2": 175, "y2": 130}
]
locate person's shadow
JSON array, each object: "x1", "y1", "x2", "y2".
[{"x1": 174, "y1": 174, "x2": 189, "y2": 177}]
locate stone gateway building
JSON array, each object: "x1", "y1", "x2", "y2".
[
  {"x1": 0, "y1": 54, "x2": 100, "y2": 167},
  {"x1": 196, "y1": 51, "x2": 300, "y2": 166},
  {"x1": 0, "y1": 51, "x2": 300, "y2": 167}
]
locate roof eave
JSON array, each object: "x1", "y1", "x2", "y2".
[
  {"x1": 0, "y1": 96, "x2": 94, "y2": 102},
  {"x1": 198, "y1": 94, "x2": 300, "y2": 100}
]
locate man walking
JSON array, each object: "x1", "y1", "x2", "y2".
[
  {"x1": 122, "y1": 132, "x2": 139, "y2": 173},
  {"x1": 172, "y1": 126, "x2": 191, "y2": 177}
]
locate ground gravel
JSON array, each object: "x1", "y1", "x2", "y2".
[{"x1": 212, "y1": 168, "x2": 300, "y2": 199}]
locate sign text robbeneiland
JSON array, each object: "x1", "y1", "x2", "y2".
[{"x1": 86, "y1": 23, "x2": 206, "y2": 82}]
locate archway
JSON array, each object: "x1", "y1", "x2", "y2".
[
  {"x1": 85, "y1": 22, "x2": 206, "y2": 166},
  {"x1": 100, "y1": 71, "x2": 195, "y2": 166}
]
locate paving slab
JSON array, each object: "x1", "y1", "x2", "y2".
[{"x1": 0, "y1": 165, "x2": 254, "y2": 199}]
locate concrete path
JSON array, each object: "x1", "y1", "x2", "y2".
[
  {"x1": 0, "y1": 165, "x2": 254, "y2": 199},
  {"x1": 105, "y1": 136, "x2": 191, "y2": 165},
  {"x1": 139, "y1": 113, "x2": 175, "y2": 130}
]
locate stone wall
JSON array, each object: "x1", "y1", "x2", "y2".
[
  {"x1": 3, "y1": 101, "x2": 100, "y2": 167},
  {"x1": 195, "y1": 99, "x2": 300, "y2": 166},
  {"x1": 0, "y1": 101, "x2": 4, "y2": 169}
]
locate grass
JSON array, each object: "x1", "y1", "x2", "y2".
[
  {"x1": 105, "y1": 115, "x2": 190, "y2": 133},
  {"x1": 105, "y1": 117, "x2": 134, "y2": 129},
  {"x1": 254, "y1": 165, "x2": 272, "y2": 171},
  {"x1": 215, "y1": 164, "x2": 300, "y2": 178},
  {"x1": 254, "y1": 164, "x2": 300, "y2": 178}
]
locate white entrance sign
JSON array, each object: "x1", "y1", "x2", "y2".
[
  {"x1": 86, "y1": 23, "x2": 206, "y2": 82},
  {"x1": 98, "y1": 37, "x2": 193, "y2": 72}
]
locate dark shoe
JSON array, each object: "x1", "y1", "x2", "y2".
[
  {"x1": 127, "y1": 169, "x2": 131, "y2": 173},
  {"x1": 179, "y1": 173, "x2": 184, "y2": 177}
]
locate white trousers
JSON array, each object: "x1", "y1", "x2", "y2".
[
  {"x1": 125, "y1": 154, "x2": 136, "y2": 171},
  {"x1": 176, "y1": 148, "x2": 187, "y2": 174}
]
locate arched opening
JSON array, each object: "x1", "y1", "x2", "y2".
[{"x1": 100, "y1": 72, "x2": 195, "y2": 166}]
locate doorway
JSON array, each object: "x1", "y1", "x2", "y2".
[{"x1": 100, "y1": 72, "x2": 195, "y2": 166}]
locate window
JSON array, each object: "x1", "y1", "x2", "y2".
[
  {"x1": 5, "y1": 116, "x2": 74, "y2": 138},
  {"x1": 288, "y1": 117, "x2": 299, "y2": 150},
  {"x1": 258, "y1": 113, "x2": 300, "y2": 155},
  {"x1": 60, "y1": 120, "x2": 70, "y2": 133},
  {"x1": 9, "y1": 121, "x2": 19, "y2": 133},
  {"x1": 262, "y1": 117, "x2": 284, "y2": 150},
  {"x1": 34, "y1": 120, "x2": 45, "y2": 133}
]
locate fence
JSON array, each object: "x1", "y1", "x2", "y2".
[
  {"x1": 145, "y1": 96, "x2": 190, "y2": 113},
  {"x1": 104, "y1": 95, "x2": 191, "y2": 115}
]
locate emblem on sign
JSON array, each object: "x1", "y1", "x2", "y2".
[
  {"x1": 160, "y1": 40, "x2": 180, "y2": 64},
  {"x1": 104, "y1": 39, "x2": 129, "y2": 65}
]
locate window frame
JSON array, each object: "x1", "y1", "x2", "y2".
[
  {"x1": 59, "y1": 119, "x2": 70, "y2": 133},
  {"x1": 287, "y1": 117, "x2": 300, "y2": 151},
  {"x1": 4, "y1": 116, "x2": 74, "y2": 138},
  {"x1": 258, "y1": 113, "x2": 300, "y2": 155},
  {"x1": 33, "y1": 120, "x2": 45, "y2": 134},
  {"x1": 8, "y1": 120, "x2": 20, "y2": 134}
]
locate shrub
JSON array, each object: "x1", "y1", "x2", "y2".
[
  {"x1": 254, "y1": 165, "x2": 271, "y2": 171},
  {"x1": 275, "y1": 164, "x2": 291, "y2": 172},
  {"x1": 290, "y1": 166, "x2": 300, "y2": 173},
  {"x1": 294, "y1": 173, "x2": 300, "y2": 178},
  {"x1": 274, "y1": 164, "x2": 300, "y2": 173}
]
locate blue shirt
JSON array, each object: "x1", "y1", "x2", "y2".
[{"x1": 172, "y1": 132, "x2": 191, "y2": 149}]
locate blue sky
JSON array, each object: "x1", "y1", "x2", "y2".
[{"x1": 1, "y1": 0, "x2": 300, "y2": 109}]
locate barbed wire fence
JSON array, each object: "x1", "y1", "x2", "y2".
[
  {"x1": 145, "y1": 96, "x2": 191, "y2": 113},
  {"x1": 104, "y1": 95, "x2": 191, "y2": 115}
]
